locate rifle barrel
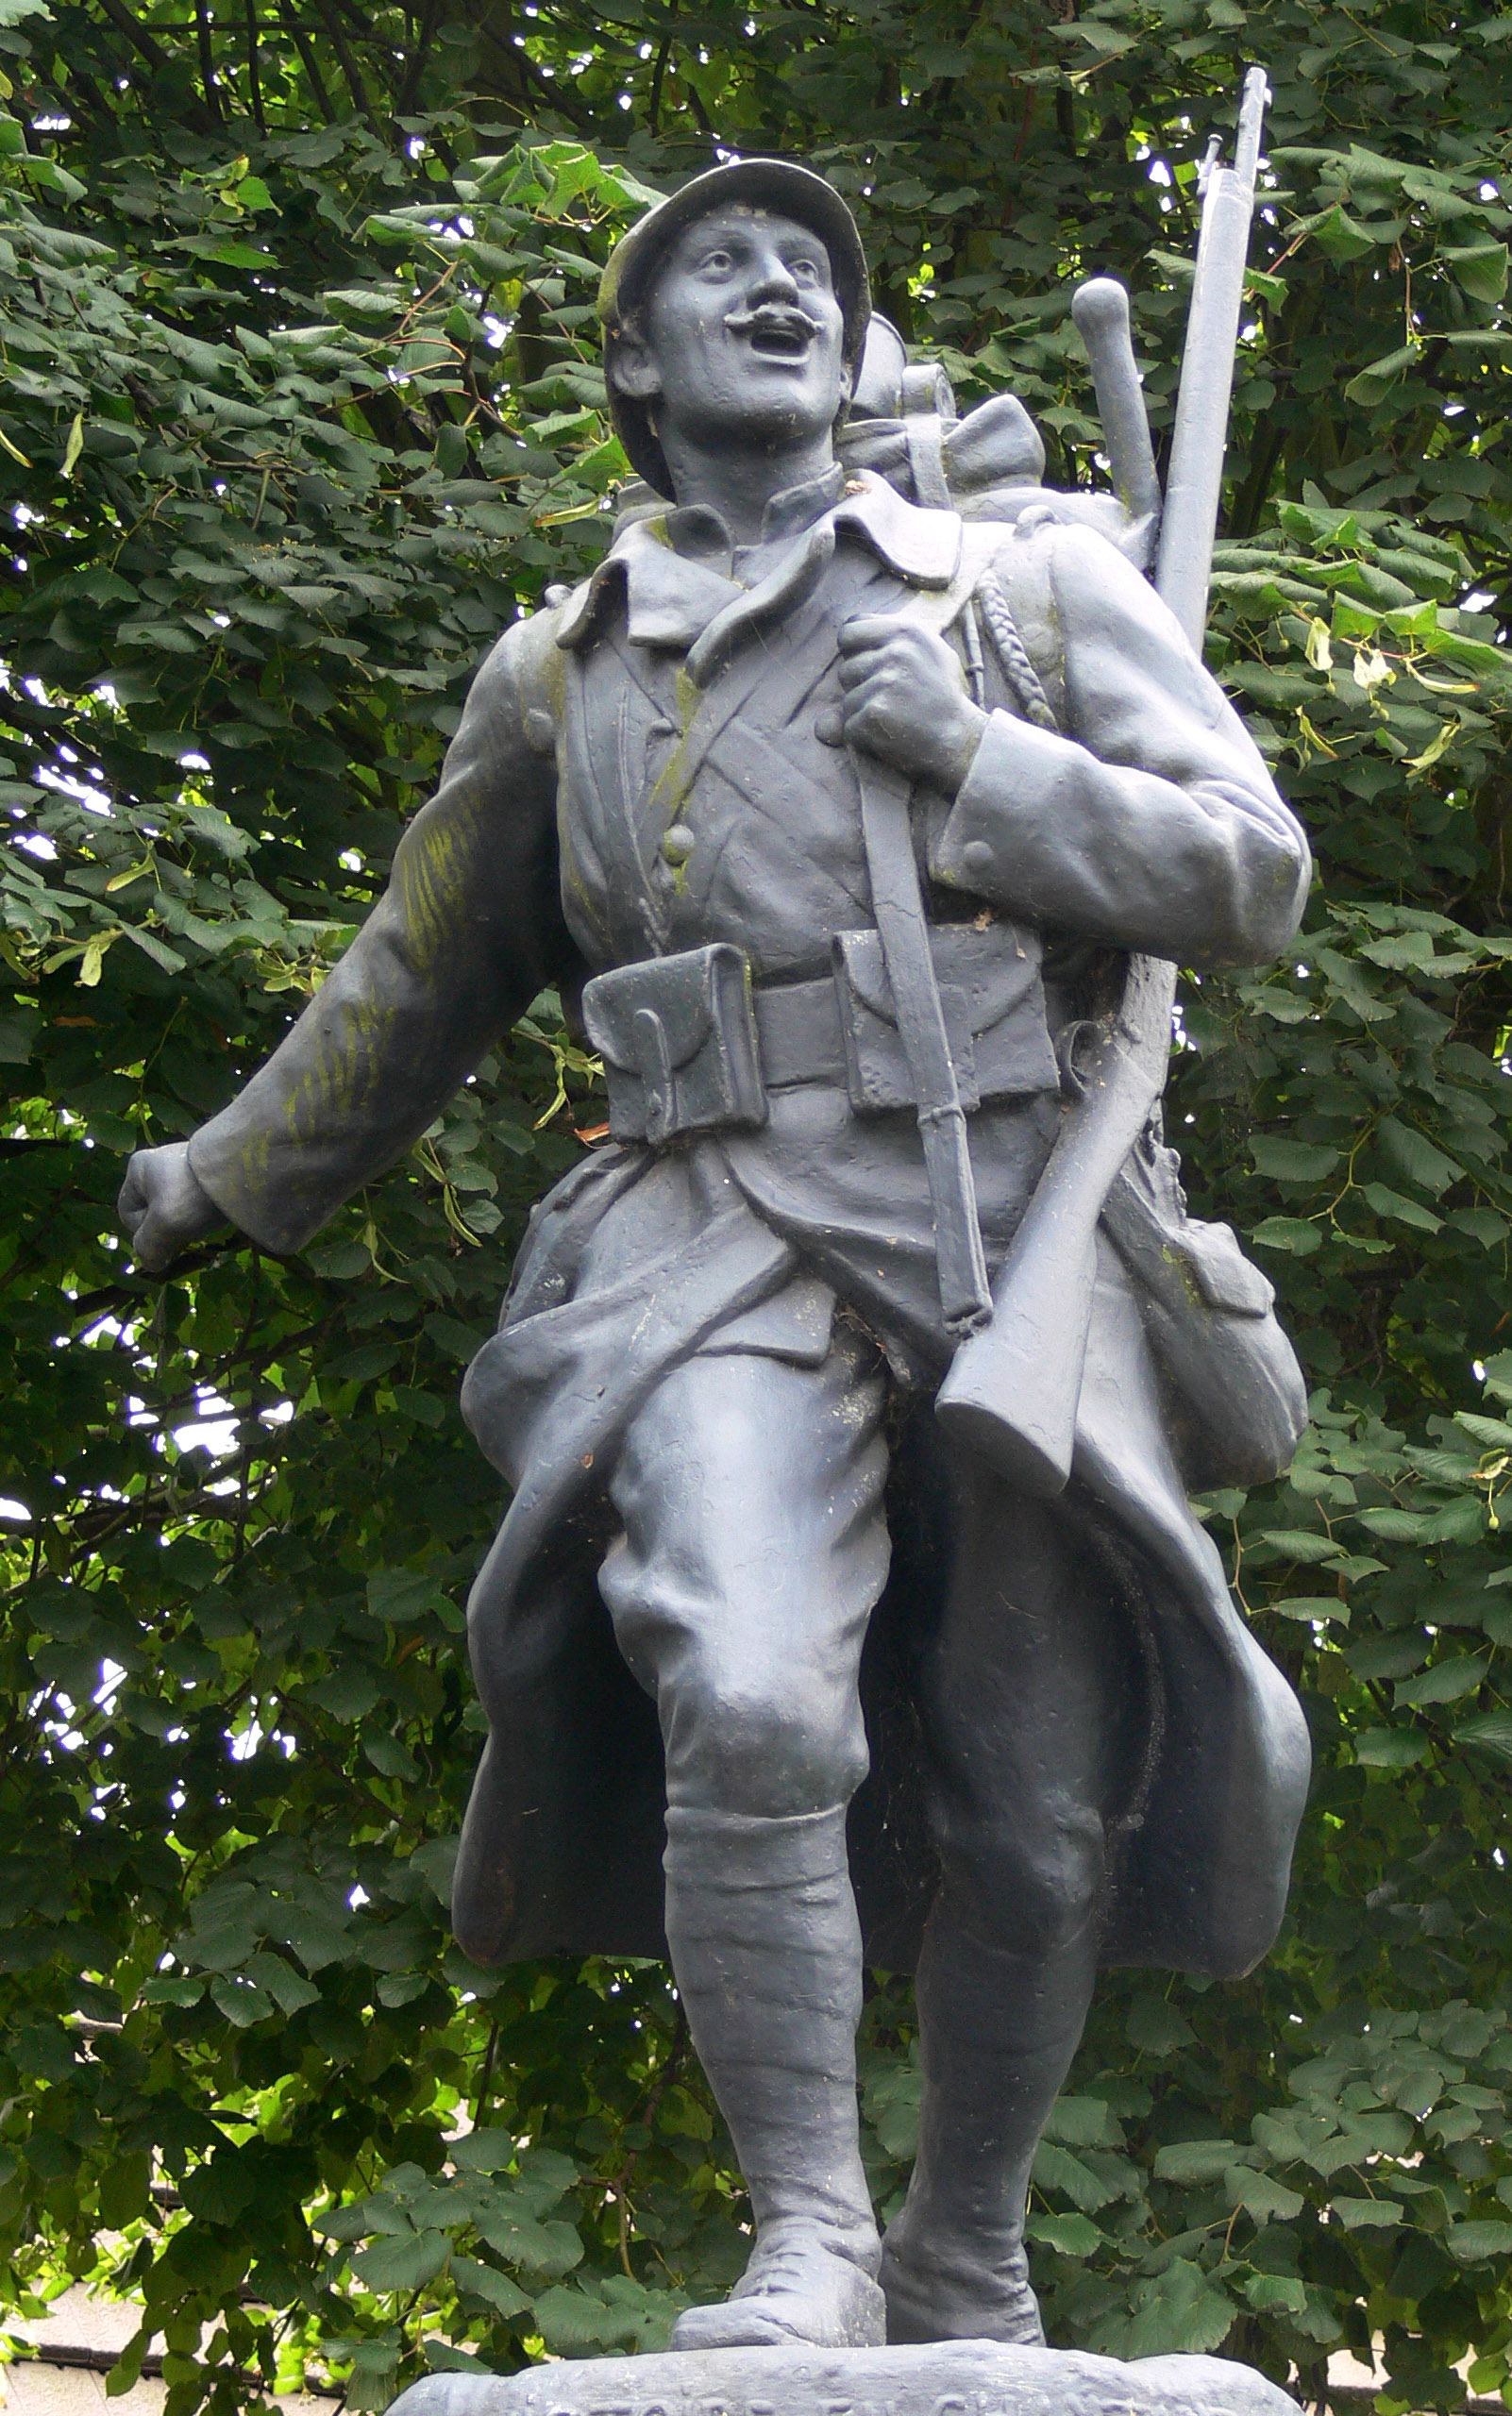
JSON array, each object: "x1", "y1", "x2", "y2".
[
  {"x1": 934, "y1": 71, "x2": 1274, "y2": 1494},
  {"x1": 1154, "y1": 65, "x2": 1269, "y2": 647}
]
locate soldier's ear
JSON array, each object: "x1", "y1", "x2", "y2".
[{"x1": 609, "y1": 327, "x2": 663, "y2": 403}]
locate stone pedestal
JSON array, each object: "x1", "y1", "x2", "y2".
[{"x1": 390, "y1": 2339, "x2": 1300, "y2": 2416}]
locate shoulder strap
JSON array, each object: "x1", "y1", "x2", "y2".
[{"x1": 851, "y1": 748, "x2": 993, "y2": 1335}]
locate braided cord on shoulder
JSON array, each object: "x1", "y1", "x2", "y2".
[{"x1": 974, "y1": 564, "x2": 1058, "y2": 731}]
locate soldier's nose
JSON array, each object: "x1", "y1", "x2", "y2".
[{"x1": 747, "y1": 258, "x2": 802, "y2": 306}]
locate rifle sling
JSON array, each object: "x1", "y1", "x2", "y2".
[
  {"x1": 853, "y1": 753, "x2": 993, "y2": 1334},
  {"x1": 844, "y1": 531, "x2": 1014, "y2": 1335}
]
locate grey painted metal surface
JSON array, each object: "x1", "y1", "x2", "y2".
[
  {"x1": 119, "y1": 123, "x2": 1310, "y2": 2362},
  {"x1": 390, "y1": 2341, "x2": 1301, "y2": 2416}
]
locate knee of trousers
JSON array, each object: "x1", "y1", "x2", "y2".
[
  {"x1": 934, "y1": 1796, "x2": 1109, "y2": 1957},
  {"x1": 662, "y1": 1669, "x2": 871, "y2": 1820}
]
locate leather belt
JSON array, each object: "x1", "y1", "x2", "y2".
[
  {"x1": 750, "y1": 975, "x2": 849, "y2": 1091},
  {"x1": 583, "y1": 931, "x2": 1058, "y2": 1147}
]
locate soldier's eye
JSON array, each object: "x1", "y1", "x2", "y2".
[{"x1": 700, "y1": 248, "x2": 734, "y2": 272}]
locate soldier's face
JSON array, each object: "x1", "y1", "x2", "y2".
[{"x1": 617, "y1": 207, "x2": 849, "y2": 455}]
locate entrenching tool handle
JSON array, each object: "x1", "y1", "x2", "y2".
[{"x1": 1069, "y1": 278, "x2": 1163, "y2": 542}]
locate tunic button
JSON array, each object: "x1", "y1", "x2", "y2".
[
  {"x1": 662, "y1": 824, "x2": 695, "y2": 865},
  {"x1": 962, "y1": 840, "x2": 995, "y2": 877}
]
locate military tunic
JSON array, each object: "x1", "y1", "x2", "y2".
[{"x1": 186, "y1": 467, "x2": 1315, "y2": 1980}]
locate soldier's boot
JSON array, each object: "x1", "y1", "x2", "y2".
[
  {"x1": 663, "y1": 1805, "x2": 884, "y2": 2353},
  {"x1": 880, "y1": 1922, "x2": 1095, "y2": 2345}
]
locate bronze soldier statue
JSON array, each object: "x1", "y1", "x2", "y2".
[{"x1": 120, "y1": 159, "x2": 1312, "y2": 2359}]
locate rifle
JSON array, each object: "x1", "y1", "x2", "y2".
[{"x1": 935, "y1": 66, "x2": 1271, "y2": 1491}]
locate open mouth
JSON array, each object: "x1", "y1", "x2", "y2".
[{"x1": 726, "y1": 306, "x2": 819, "y2": 361}]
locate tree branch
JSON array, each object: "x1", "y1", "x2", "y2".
[
  {"x1": 647, "y1": 0, "x2": 678, "y2": 138},
  {"x1": 277, "y1": 0, "x2": 337, "y2": 123},
  {"x1": 194, "y1": 0, "x2": 224, "y2": 121},
  {"x1": 394, "y1": 0, "x2": 439, "y2": 123},
  {"x1": 311, "y1": 0, "x2": 373, "y2": 119},
  {"x1": 90, "y1": 0, "x2": 170, "y2": 75},
  {"x1": 244, "y1": 0, "x2": 266, "y2": 133}
]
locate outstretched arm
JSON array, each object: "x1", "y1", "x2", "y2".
[{"x1": 120, "y1": 615, "x2": 575, "y2": 1268}]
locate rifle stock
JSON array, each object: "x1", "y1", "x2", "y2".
[
  {"x1": 935, "y1": 960, "x2": 1174, "y2": 1488},
  {"x1": 935, "y1": 68, "x2": 1268, "y2": 1491}
]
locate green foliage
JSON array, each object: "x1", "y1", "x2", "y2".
[{"x1": 0, "y1": 0, "x2": 1510, "y2": 2406}]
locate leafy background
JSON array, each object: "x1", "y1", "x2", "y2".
[{"x1": 1, "y1": 0, "x2": 1512, "y2": 2408}]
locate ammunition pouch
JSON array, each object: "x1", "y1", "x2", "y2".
[
  {"x1": 830, "y1": 922, "x2": 1058, "y2": 1114},
  {"x1": 583, "y1": 925, "x2": 1059, "y2": 1148},
  {"x1": 581, "y1": 944, "x2": 767, "y2": 1147}
]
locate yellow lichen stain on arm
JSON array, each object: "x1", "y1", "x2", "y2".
[
  {"x1": 236, "y1": 1126, "x2": 272, "y2": 1196},
  {"x1": 559, "y1": 836, "x2": 611, "y2": 958},
  {"x1": 281, "y1": 990, "x2": 395, "y2": 1145},
  {"x1": 392, "y1": 800, "x2": 483, "y2": 983}
]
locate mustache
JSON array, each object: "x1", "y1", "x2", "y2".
[{"x1": 722, "y1": 302, "x2": 824, "y2": 339}]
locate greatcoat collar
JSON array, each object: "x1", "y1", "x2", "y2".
[{"x1": 555, "y1": 467, "x2": 963, "y2": 662}]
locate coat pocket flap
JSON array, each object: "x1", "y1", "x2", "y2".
[
  {"x1": 832, "y1": 921, "x2": 1044, "y2": 1036},
  {"x1": 581, "y1": 946, "x2": 767, "y2": 1145},
  {"x1": 831, "y1": 921, "x2": 1057, "y2": 1114},
  {"x1": 583, "y1": 949, "x2": 728, "y2": 1075}
]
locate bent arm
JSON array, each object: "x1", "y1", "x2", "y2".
[
  {"x1": 930, "y1": 527, "x2": 1310, "y2": 968},
  {"x1": 185, "y1": 619, "x2": 573, "y2": 1256}
]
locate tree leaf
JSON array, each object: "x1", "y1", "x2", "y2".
[
  {"x1": 1453, "y1": 1711, "x2": 1512, "y2": 1767},
  {"x1": 350, "y1": 2230, "x2": 451, "y2": 2291},
  {"x1": 1332, "y1": 2195, "x2": 1404, "y2": 2229},
  {"x1": 1032, "y1": 2139, "x2": 1119, "y2": 2211},
  {"x1": 449, "y1": 2255, "x2": 531, "y2": 2317},
  {"x1": 1259, "y1": 1529, "x2": 1347, "y2": 1563},
  {"x1": 1226, "y1": 2166, "x2": 1305, "y2": 2221},
  {"x1": 1152, "y1": 2139, "x2": 1249, "y2": 2185},
  {"x1": 1446, "y1": 2220, "x2": 1512, "y2": 2261},
  {"x1": 1251, "y1": 1136, "x2": 1342, "y2": 1183},
  {"x1": 1394, "y1": 1654, "x2": 1487, "y2": 1707},
  {"x1": 1026, "y1": 2210, "x2": 1105, "y2": 2257}
]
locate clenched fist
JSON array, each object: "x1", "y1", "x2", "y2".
[
  {"x1": 118, "y1": 1142, "x2": 225, "y2": 1273},
  {"x1": 833, "y1": 615, "x2": 987, "y2": 796}
]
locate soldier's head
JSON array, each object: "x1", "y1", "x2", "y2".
[{"x1": 599, "y1": 161, "x2": 870, "y2": 500}]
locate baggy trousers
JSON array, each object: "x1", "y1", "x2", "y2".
[{"x1": 596, "y1": 1306, "x2": 1147, "y2": 2313}]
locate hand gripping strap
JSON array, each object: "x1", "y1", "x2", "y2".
[{"x1": 845, "y1": 524, "x2": 1023, "y2": 1336}]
